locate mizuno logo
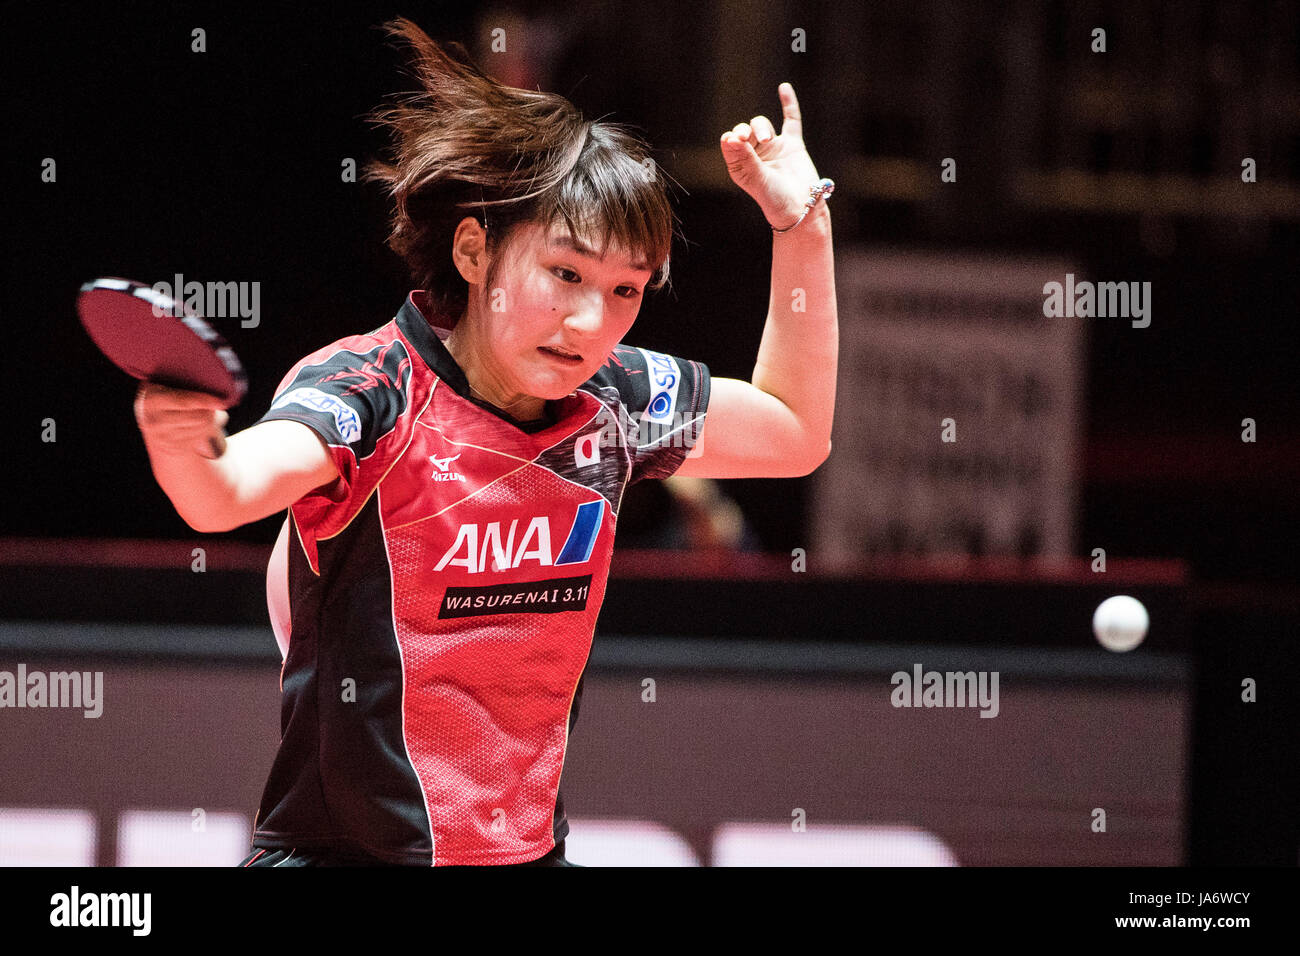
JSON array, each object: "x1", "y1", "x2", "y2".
[{"x1": 429, "y1": 453, "x2": 465, "y2": 482}]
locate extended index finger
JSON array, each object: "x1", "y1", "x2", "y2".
[{"x1": 778, "y1": 82, "x2": 803, "y2": 141}]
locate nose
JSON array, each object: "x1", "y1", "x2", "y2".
[{"x1": 562, "y1": 293, "x2": 605, "y2": 339}]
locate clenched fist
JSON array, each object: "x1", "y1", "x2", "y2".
[{"x1": 134, "y1": 382, "x2": 229, "y2": 459}]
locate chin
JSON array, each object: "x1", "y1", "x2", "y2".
[
  {"x1": 537, "y1": 378, "x2": 582, "y2": 400},
  {"x1": 530, "y1": 363, "x2": 595, "y2": 398}
]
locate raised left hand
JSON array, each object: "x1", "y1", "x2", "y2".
[{"x1": 720, "y1": 82, "x2": 823, "y2": 230}]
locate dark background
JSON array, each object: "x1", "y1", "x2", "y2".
[
  {"x1": 3, "y1": 1, "x2": 1297, "y2": 866},
  {"x1": 6, "y1": 1, "x2": 1297, "y2": 583}
]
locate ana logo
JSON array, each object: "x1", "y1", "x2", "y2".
[
  {"x1": 636, "y1": 348, "x2": 681, "y2": 423},
  {"x1": 435, "y1": 500, "x2": 606, "y2": 574},
  {"x1": 429, "y1": 452, "x2": 465, "y2": 482},
  {"x1": 575, "y1": 430, "x2": 601, "y2": 467},
  {"x1": 271, "y1": 387, "x2": 361, "y2": 444}
]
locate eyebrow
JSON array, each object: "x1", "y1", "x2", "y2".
[{"x1": 550, "y1": 234, "x2": 653, "y2": 274}]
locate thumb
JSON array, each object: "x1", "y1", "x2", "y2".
[{"x1": 720, "y1": 131, "x2": 763, "y2": 189}]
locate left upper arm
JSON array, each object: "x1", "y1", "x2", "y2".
[{"x1": 672, "y1": 377, "x2": 830, "y2": 479}]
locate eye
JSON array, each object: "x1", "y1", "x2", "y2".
[{"x1": 553, "y1": 267, "x2": 641, "y2": 299}]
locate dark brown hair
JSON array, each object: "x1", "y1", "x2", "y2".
[{"x1": 364, "y1": 18, "x2": 678, "y2": 322}]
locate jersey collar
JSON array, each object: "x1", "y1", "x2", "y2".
[
  {"x1": 396, "y1": 290, "x2": 468, "y2": 390},
  {"x1": 395, "y1": 290, "x2": 563, "y2": 434}
]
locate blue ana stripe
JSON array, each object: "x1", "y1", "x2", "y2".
[{"x1": 556, "y1": 500, "x2": 604, "y2": 565}]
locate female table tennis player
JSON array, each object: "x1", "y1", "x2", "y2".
[{"x1": 134, "y1": 19, "x2": 837, "y2": 866}]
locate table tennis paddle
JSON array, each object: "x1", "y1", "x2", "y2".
[{"x1": 76, "y1": 277, "x2": 247, "y2": 457}]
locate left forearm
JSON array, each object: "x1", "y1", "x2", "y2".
[{"x1": 751, "y1": 203, "x2": 838, "y2": 457}]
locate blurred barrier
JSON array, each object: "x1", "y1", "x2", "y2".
[{"x1": 0, "y1": 544, "x2": 1192, "y2": 865}]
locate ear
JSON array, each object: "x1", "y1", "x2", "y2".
[{"x1": 451, "y1": 216, "x2": 490, "y2": 284}]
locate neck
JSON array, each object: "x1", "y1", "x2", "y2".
[{"x1": 444, "y1": 316, "x2": 546, "y2": 422}]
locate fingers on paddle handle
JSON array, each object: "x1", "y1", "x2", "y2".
[{"x1": 204, "y1": 429, "x2": 228, "y2": 460}]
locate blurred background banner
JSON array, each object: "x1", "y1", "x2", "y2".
[{"x1": 816, "y1": 248, "x2": 1085, "y2": 559}]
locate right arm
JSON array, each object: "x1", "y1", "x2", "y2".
[{"x1": 135, "y1": 383, "x2": 341, "y2": 533}]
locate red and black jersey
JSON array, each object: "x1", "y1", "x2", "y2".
[{"x1": 248, "y1": 290, "x2": 710, "y2": 865}]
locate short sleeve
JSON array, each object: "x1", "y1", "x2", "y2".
[
  {"x1": 604, "y1": 344, "x2": 711, "y2": 485},
  {"x1": 256, "y1": 338, "x2": 414, "y2": 504}
]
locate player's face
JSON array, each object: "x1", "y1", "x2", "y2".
[{"x1": 484, "y1": 220, "x2": 654, "y2": 399}]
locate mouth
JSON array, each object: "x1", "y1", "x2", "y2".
[{"x1": 538, "y1": 345, "x2": 584, "y2": 366}]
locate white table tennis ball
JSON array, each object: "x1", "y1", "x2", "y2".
[{"x1": 1092, "y1": 595, "x2": 1149, "y2": 652}]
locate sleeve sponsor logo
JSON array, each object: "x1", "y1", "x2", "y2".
[
  {"x1": 271, "y1": 387, "x2": 362, "y2": 444},
  {"x1": 635, "y1": 348, "x2": 682, "y2": 423}
]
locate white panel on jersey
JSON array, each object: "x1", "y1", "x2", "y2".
[
  {"x1": 711, "y1": 822, "x2": 958, "y2": 867},
  {"x1": 116, "y1": 809, "x2": 251, "y2": 867},
  {"x1": 267, "y1": 517, "x2": 291, "y2": 660},
  {"x1": 565, "y1": 818, "x2": 701, "y2": 867},
  {"x1": 0, "y1": 807, "x2": 97, "y2": 866}
]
